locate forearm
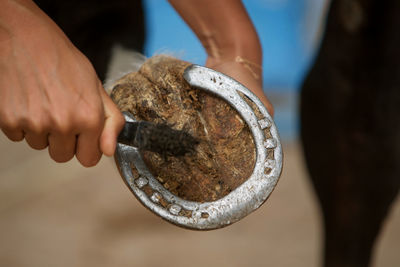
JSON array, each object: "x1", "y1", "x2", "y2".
[{"x1": 168, "y1": 0, "x2": 262, "y2": 65}]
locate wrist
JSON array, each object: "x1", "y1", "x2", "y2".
[
  {"x1": 203, "y1": 26, "x2": 262, "y2": 57},
  {"x1": 204, "y1": 28, "x2": 262, "y2": 70}
]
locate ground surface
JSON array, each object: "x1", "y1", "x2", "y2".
[{"x1": 0, "y1": 135, "x2": 399, "y2": 267}]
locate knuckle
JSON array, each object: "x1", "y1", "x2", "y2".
[
  {"x1": 73, "y1": 93, "x2": 105, "y2": 130},
  {"x1": 1, "y1": 113, "x2": 24, "y2": 142},
  {"x1": 56, "y1": 125, "x2": 72, "y2": 136},
  {"x1": 51, "y1": 117, "x2": 73, "y2": 136},
  {"x1": 0, "y1": 111, "x2": 18, "y2": 130},
  {"x1": 25, "y1": 117, "x2": 50, "y2": 134},
  {"x1": 0, "y1": 108, "x2": 51, "y2": 134},
  {"x1": 82, "y1": 111, "x2": 104, "y2": 131}
]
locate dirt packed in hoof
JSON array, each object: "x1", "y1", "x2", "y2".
[{"x1": 111, "y1": 55, "x2": 256, "y2": 202}]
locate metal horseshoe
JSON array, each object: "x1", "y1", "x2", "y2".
[{"x1": 114, "y1": 64, "x2": 283, "y2": 230}]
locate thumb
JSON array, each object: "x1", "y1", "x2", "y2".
[{"x1": 99, "y1": 89, "x2": 125, "y2": 156}]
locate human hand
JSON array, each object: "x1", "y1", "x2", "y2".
[
  {"x1": 0, "y1": 0, "x2": 125, "y2": 167},
  {"x1": 169, "y1": 0, "x2": 273, "y2": 116},
  {"x1": 206, "y1": 57, "x2": 274, "y2": 116}
]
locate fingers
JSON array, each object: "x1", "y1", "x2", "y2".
[
  {"x1": 74, "y1": 89, "x2": 123, "y2": 165},
  {"x1": 1, "y1": 117, "x2": 49, "y2": 149},
  {"x1": 24, "y1": 131, "x2": 49, "y2": 150},
  {"x1": 256, "y1": 93, "x2": 274, "y2": 117},
  {"x1": 0, "y1": 87, "x2": 121, "y2": 167},
  {"x1": 0, "y1": 114, "x2": 25, "y2": 141},
  {"x1": 48, "y1": 134, "x2": 76, "y2": 163},
  {"x1": 74, "y1": 103, "x2": 104, "y2": 167},
  {"x1": 51, "y1": 84, "x2": 106, "y2": 167},
  {"x1": 0, "y1": 127, "x2": 24, "y2": 142},
  {"x1": 99, "y1": 90, "x2": 125, "y2": 156},
  {"x1": 76, "y1": 129, "x2": 102, "y2": 167}
]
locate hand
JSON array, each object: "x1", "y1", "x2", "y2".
[
  {"x1": 206, "y1": 57, "x2": 274, "y2": 116},
  {"x1": 0, "y1": 0, "x2": 124, "y2": 167},
  {"x1": 169, "y1": 0, "x2": 273, "y2": 116}
]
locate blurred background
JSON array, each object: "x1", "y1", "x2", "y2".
[
  {"x1": 0, "y1": 0, "x2": 399, "y2": 266},
  {"x1": 143, "y1": 0, "x2": 329, "y2": 140}
]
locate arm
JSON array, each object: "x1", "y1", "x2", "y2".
[
  {"x1": 169, "y1": 0, "x2": 274, "y2": 115},
  {"x1": 0, "y1": 0, "x2": 124, "y2": 166}
]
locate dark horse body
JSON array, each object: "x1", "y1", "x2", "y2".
[{"x1": 301, "y1": 0, "x2": 400, "y2": 266}]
